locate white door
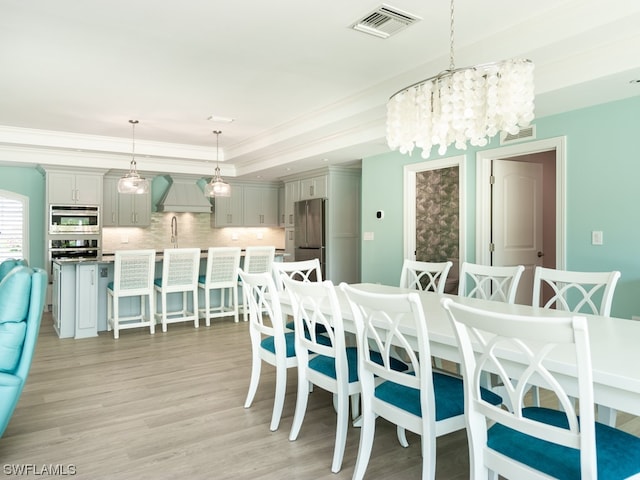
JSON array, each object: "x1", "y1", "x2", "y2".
[{"x1": 492, "y1": 159, "x2": 543, "y2": 305}]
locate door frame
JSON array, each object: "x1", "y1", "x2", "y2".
[
  {"x1": 475, "y1": 136, "x2": 566, "y2": 269},
  {"x1": 403, "y1": 155, "x2": 466, "y2": 265}
]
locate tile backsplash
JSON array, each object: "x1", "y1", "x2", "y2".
[{"x1": 102, "y1": 212, "x2": 285, "y2": 253}]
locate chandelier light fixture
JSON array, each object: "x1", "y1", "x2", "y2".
[
  {"x1": 204, "y1": 130, "x2": 231, "y2": 198},
  {"x1": 117, "y1": 119, "x2": 150, "y2": 194},
  {"x1": 386, "y1": 0, "x2": 535, "y2": 159}
]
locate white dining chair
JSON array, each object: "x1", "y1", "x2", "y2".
[
  {"x1": 198, "y1": 247, "x2": 242, "y2": 325},
  {"x1": 107, "y1": 249, "x2": 156, "y2": 339},
  {"x1": 341, "y1": 283, "x2": 502, "y2": 480},
  {"x1": 532, "y1": 266, "x2": 622, "y2": 426},
  {"x1": 272, "y1": 258, "x2": 323, "y2": 331},
  {"x1": 399, "y1": 259, "x2": 453, "y2": 294},
  {"x1": 239, "y1": 269, "x2": 296, "y2": 432},
  {"x1": 240, "y1": 246, "x2": 276, "y2": 322},
  {"x1": 458, "y1": 262, "x2": 525, "y2": 303},
  {"x1": 154, "y1": 248, "x2": 201, "y2": 332},
  {"x1": 532, "y1": 266, "x2": 621, "y2": 316},
  {"x1": 441, "y1": 296, "x2": 640, "y2": 479},
  {"x1": 284, "y1": 276, "x2": 367, "y2": 473},
  {"x1": 272, "y1": 258, "x2": 322, "y2": 291},
  {"x1": 399, "y1": 259, "x2": 453, "y2": 371}
]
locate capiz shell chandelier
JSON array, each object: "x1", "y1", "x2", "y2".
[{"x1": 386, "y1": 0, "x2": 535, "y2": 159}]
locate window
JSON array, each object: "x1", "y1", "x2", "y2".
[{"x1": 0, "y1": 190, "x2": 28, "y2": 263}]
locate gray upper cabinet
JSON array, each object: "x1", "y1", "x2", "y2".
[
  {"x1": 299, "y1": 175, "x2": 327, "y2": 200},
  {"x1": 48, "y1": 171, "x2": 103, "y2": 205},
  {"x1": 243, "y1": 185, "x2": 279, "y2": 227},
  {"x1": 214, "y1": 185, "x2": 244, "y2": 227},
  {"x1": 102, "y1": 176, "x2": 151, "y2": 227}
]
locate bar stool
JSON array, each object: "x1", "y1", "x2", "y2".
[
  {"x1": 154, "y1": 248, "x2": 201, "y2": 332},
  {"x1": 198, "y1": 247, "x2": 242, "y2": 325},
  {"x1": 107, "y1": 249, "x2": 156, "y2": 339},
  {"x1": 240, "y1": 246, "x2": 276, "y2": 322}
]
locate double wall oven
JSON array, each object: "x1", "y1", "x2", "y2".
[{"x1": 47, "y1": 205, "x2": 101, "y2": 279}]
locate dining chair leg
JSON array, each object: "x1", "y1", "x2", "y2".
[
  {"x1": 232, "y1": 286, "x2": 239, "y2": 323},
  {"x1": 421, "y1": 424, "x2": 436, "y2": 480},
  {"x1": 599, "y1": 406, "x2": 617, "y2": 426},
  {"x1": 353, "y1": 402, "x2": 376, "y2": 480},
  {"x1": 244, "y1": 353, "x2": 262, "y2": 409},
  {"x1": 270, "y1": 362, "x2": 287, "y2": 431},
  {"x1": 161, "y1": 292, "x2": 168, "y2": 333},
  {"x1": 397, "y1": 426, "x2": 409, "y2": 447},
  {"x1": 331, "y1": 391, "x2": 350, "y2": 473},
  {"x1": 289, "y1": 375, "x2": 310, "y2": 441},
  {"x1": 148, "y1": 294, "x2": 155, "y2": 335},
  {"x1": 350, "y1": 393, "x2": 360, "y2": 420},
  {"x1": 204, "y1": 288, "x2": 211, "y2": 327}
]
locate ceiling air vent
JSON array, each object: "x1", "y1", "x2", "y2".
[
  {"x1": 500, "y1": 126, "x2": 536, "y2": 145},
  {"x1": 350, "y1": 4, "x2": 421, "y2": 39}
]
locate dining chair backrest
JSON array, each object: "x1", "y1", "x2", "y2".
[
  {"x1": 202, "y1": 247, "x2": 241, "y2": 287},
  {"x1": 441, "y1": 297, "x2": 598, "y2": 479},
  {"x1": 532, "y1": 266, "x2": 621, "y2": 316},
  {"x1": 238, "y1": 269, "x2": 286, "y2": 348},
  {"x1": 282, "y1": 276, "x2": 343, "y2": 359},
  {"x1": 458, "y1": 262, "x2": 524, "y2": 304},
  {"x1": 399, "y1": 259, "x2": 453, "y2": 294},
  {"x1": 243, "y1": 246, "x2": 276, "y2": 274},
  {"x1": 112, "y1": 249, "x2": 156, "y2": 296},
  {"x1": 158, "y1": 248, "x2": 201, "y2": 291},
  {"x1": 272, "y1": 258, "x2": 322, "y2": 292}
]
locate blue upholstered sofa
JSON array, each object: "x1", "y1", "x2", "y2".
[{"x1": 0, "y1": 260, "x2": 47, "y2": 438}]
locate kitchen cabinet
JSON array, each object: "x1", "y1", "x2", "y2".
[
  {"x1": 278, "y1": 186, "x2": 285, "y2": 227},
  {"x1": 214, "y1": 185, "x2": 244, "y2": 227},
  {"x1": 300, "y1": 175, "x2": 327, "y2": 200},
  {"x1": 52, "y1": 262, "x2": 75, "y2": 338},
  {"x1": 118, "y1": 192, "x2": 151, "y2": 227},
  {"x1": 102, "y1": 177, "x2": 119, "y2": 226},
  {"x1": 75, "y1": 263, "x2": 98, "y2": 338},
  {"x1": 48, "y1": 171, "x2": 102, "y2": 205},
  {"x1": 243, "y1": 185, "x2": 279, "y2": 226},
  {"x1": 284, "y1": 227, "x2": 295, "y2": 259},
  {"x1": 284, "y1": 180, "x2": 299, "y2": 227},
  {"x1": 52, "y1": 261, "x2": 98, "y2": 339},
  {"x1": 103, "y1": 176, "x2": 151, "y2": 227}
]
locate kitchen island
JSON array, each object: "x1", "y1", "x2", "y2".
[{"x1": 52, "y1": 249, "x2": 286, "y2": 339}]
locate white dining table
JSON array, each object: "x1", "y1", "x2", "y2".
[{"x1": 278, "y1": 282, "x2": 640, "y2": 418}]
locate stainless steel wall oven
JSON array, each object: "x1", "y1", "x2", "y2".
[{"x1": 49, "y1": 205, "x2": 100, "y2": 234}]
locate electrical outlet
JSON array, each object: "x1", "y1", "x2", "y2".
[{"x1": 100, "y1": 267, "x2": 108, "y2": 278}]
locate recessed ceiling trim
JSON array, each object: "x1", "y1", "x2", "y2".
[{"x1": 350, "y1": 4, "x2": 421, "y2": 39}]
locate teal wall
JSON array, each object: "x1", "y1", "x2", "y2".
[
  {"x1": 361, "y1": 95, "x2": 640, "y2": 319},
  {"x1": 0, "y1": 166, "x2": 46, "y2": 269}
]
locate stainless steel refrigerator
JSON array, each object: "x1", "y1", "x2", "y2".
[{"x1": 294, "y1": 198, "x2": 325, "y2": 279}]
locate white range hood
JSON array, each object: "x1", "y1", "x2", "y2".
[{"x1": 156, "y1": 177, "x2": 213, "y2": 213}]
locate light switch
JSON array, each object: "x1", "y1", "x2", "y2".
[
  {"x1": 363, "y1": 232, "x2": 374, "y2": 241},
  {"x1": 591, "y1": 230, "x2": 603, "y2": 245},
  {"x1": 231, "y1": 233, "x2": 238, "y2": 241}
]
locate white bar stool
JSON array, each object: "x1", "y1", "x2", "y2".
[
  {"x1": 154, "y1": 248, "x2": 201, "y2": 332},
  {"x1": 240, "y1": 246, "x2": 276, "y2": 322},
  {"x1": 198, "y1": 247, "x2": 242, "y2": 325},
  {"x1": 107, "y1": 249, "x2": 156, "y2": 339}
]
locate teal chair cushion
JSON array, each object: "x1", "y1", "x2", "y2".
[
  {"x1": 260, "y1": 332, "x2": 296, "y2": 358},
  {"x1": 309, "y1": 348, "x2": 409, "y2": 383},
  {"x1": 488, "y1": 406, "x2": 640, "y2": 479},
  {"x1": 374, "y1": 372, "x2": 502, "y2": 421}
]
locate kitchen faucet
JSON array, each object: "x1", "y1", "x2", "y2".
[{"x1": 170, "y1": 215, "x2": 178, "y2": 248}]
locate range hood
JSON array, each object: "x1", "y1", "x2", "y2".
[{"x1": 156, "y1": 177, "x2": 213, "y2": 213}]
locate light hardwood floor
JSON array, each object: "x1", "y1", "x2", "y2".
[{"x1": 2, "y1": 314, "x2": 639, "y2": 479}]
